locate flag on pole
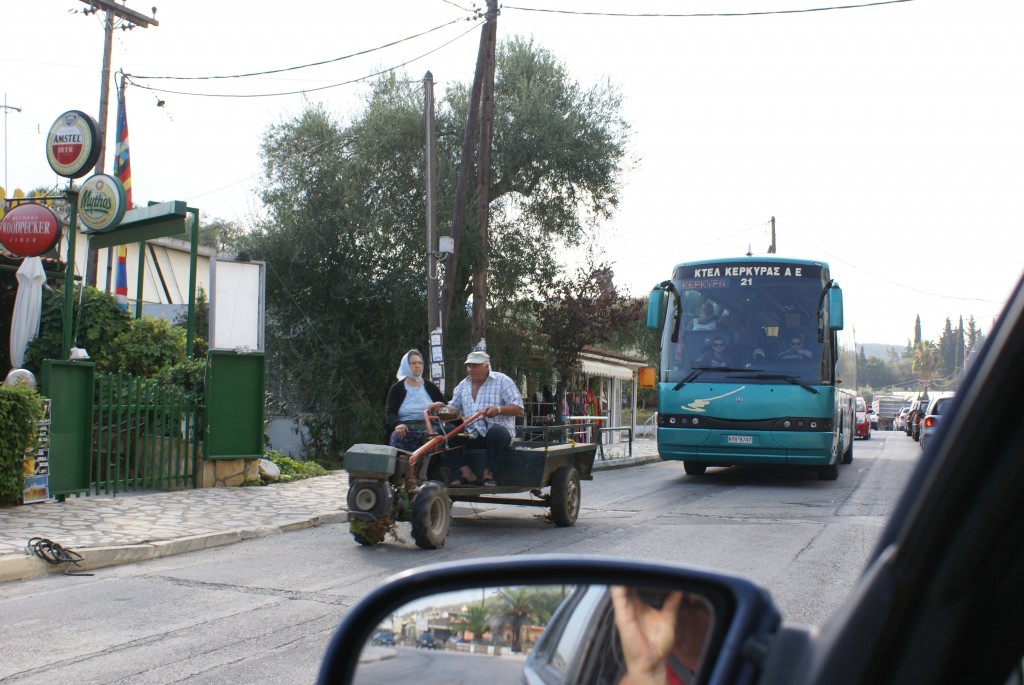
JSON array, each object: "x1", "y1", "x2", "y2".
[
  {"x1": 114, "y1": 78, "x2": 132, "y2": 207},
  {"x1": 115, "y1": 245, "x2": 128, "y2": 311}
]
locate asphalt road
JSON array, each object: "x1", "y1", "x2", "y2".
[{"x1": 0, "y1": 430, "x2": 917, "y2": 684}]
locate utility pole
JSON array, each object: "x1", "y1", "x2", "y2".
[
  {"x1": 442, "y1": 2, "x2": 497, "y2": 356},
  {"x1": 768, "y1": 215, "x2": 776, "y2": 253},
  {"x1": 2, "y1": 94, "x2": 21, "y2": 191},
  {"x1": 80, "y1": 0, "x2": 158, "y2": 287},
  {"x1": 425, "y1": 72, "x2": 439, "y2": 336},
  {"x1": 470, "y1": 0, "x2": 498, "y2": 349},
  {"x1": 441, "y1": 7, "x2": 490, "y2": 345},
  {"x1": 424, "y1": 71, "x2": 447, "y2": 391}
]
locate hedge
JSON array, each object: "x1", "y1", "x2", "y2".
[{"x1": 0, "y1": 385, "x2": 44, "y2": 506}]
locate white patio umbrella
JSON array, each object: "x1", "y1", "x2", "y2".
[{"x1": 9, "y1": 256, "x2": 46, "y2": 368}]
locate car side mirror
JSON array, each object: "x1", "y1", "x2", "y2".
[{"x1": 317, "y1": 555, "x2": 782, "y2": 685}]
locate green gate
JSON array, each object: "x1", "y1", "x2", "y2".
[{"x1": 92, "y1": 371, "x2": 201, "y2": 494}]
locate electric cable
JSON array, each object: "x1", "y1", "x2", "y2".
[
  {"x1": 123, "y1": 20, "x2": 483, "y2": 99},
  {"x1": 503, "y1": 0, "x2": 913, "y2": 18},
  {"x1": 127, "y1": 18, "x2": 473, "y2": 81},
  {"x1": 26, "y1": 537, "x2": 94, "y2": 576}
]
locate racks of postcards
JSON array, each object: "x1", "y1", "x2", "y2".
[{"x1": 23, "y1": 398, "x2": 51, "y2": 504}]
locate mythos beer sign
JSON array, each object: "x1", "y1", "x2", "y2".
[
  {"x1": 78, "y1": 174, "x2": 127, "y2": 231},
  {"x1": 46, "y1": 110, "x2": 101, "y2": 179}
]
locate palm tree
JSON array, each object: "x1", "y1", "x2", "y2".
[
  {"x1": 494, "y1": 587, "x2": 546, "y2": 653},
  {"x1": 461, "y1": 603, "x2": 491, "y2": 644},
  {"x1": 912, "y1": 341, "x2": 943, "y2": 395}
]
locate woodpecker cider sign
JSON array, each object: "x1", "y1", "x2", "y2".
[
  {"x1": 0, "y1": 203, "x2": 62, "y2": 257},
  {"x1": 45, "y1": 110, "x2": 101, "y2": 179}
]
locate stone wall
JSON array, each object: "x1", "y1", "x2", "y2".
[{"x1": 197, "y1": 457, "x2": 261, "y2": 488}]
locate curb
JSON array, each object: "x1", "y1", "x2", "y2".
[
  {"x1": 0, "y1": 450, "x2": 660, "y2": 584},
  {"x1": 0, "y1": 512, "x2": 347, "y2": 584}
]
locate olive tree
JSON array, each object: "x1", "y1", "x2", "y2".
[{"x1": 245, "y1": 37, "x2": 630, "y2": 455}]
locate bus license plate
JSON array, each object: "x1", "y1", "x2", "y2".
[{"x1": 727, "y1": 435, "x2": 754, "y2": 444}]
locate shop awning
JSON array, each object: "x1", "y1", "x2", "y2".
[{"x1": 579, "y1": 359, "x2": 635, "y2": 380}]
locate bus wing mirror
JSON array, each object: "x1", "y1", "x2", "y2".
[
  {"x1": 647, "y1": 288, "x2": 666, "y2": 330},
  {"x1": 828, "y1": 284, "x2": 844, "y2": 330}
]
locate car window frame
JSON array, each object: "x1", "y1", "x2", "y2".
[{"x1": 781, "y1": 273, "x2": 1024, "y2": 685}]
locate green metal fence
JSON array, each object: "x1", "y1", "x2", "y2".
[{"x1": 93, "y1": 371, "x2": 201, "y2": 494}]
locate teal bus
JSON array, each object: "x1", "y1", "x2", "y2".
[{"x1": 646, "y1": 256, "x2": 856, "y2": 480}]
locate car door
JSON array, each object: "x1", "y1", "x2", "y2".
[{"x1": 774, "y1": 274, "x2": 1024, "y2": 685}]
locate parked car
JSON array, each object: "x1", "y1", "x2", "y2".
[
  {"x1": 894, "y1": 406, "x2": 910, "y2": 432},
  {"x1": 319, "y1": 276, "x2": 1024, "y2": 685},
  {"x1": 370, "y1": 631, "x2": 395, "y2": 647},
  {"x1": 854, "y1": 397, "x2": 871, "y2": 439},
  {"x1": 919, "y1": 395, "x2": 956, "y2": 450},
  {"x1": 415, "y1": 633, "x2": 439, "y2": 649},
  {"x1": 906, "y1": 398, "x2": 930, "y2": 440}
]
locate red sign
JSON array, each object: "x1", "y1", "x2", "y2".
[
  {"x1": 45, "y1": 110, "x2": 100, "y2": 179},
  {"x1": 0, "y1": 203, "x2": 62, "y2": 257}
]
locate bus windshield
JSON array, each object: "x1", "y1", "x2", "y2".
[{"x1": 660, "y1": 259, "x2": 833, "y2": 386}]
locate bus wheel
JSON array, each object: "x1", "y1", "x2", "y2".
[
  {"x1": 818, "y1": 463, "x2": 839, "y2": 480},
  {"x1": 684, "y1": 462, "x2": 707, "y2": 475},
  {"x1": 842, "y1": 439, "x2": 853, "y2": 464}
]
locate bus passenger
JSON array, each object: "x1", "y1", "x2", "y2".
[
  {"x1": 777, "y1": 333, "x2": 813, "y2": 360},
  {"x1": 696, "y1": 336, "x2": 734, "y2": 368},
  {"x1": 686, "y1": 302, "x2": 718, "y2": 331}
]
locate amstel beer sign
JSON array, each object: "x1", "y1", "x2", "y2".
[{"x1": 45, "y1": 110, "x2": 101, "y2": 179}]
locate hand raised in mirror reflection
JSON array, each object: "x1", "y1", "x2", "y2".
[
  {"x1": 612, "y1": 586, "x2": 684, "y2": 685},
  {"x1": 612, "y1": 586, "x2": 713, "y2": 685}
]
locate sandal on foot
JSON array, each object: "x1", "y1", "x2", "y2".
[{"x1": 482, "y1": 478, "x2": 496, "y2": 487}]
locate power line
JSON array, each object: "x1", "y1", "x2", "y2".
[
  {"x1": 791, "y1": 229, "x2": 1005, "y2": 305},
  {"x1": 123, "y1": 21, "x2": 483, "y2": 99},
  {"x1": 127, "y1": 18, "x2": 473, "y2": 81},
  {"x1": 503, "y1": 0, "x2": 912, "y2": 18}
]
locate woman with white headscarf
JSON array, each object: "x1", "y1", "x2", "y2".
[{"x1": 384, "y1": 349, "x2": 446, "y2": 451}]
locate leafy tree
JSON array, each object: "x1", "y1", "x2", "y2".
[
  {"x1": 173, "y1": 286, "x2": 209, "y2": 358},
  {"x1": 534, "y1": 262, "x2": 644, "y2": 419},
  {"x1": 105, "y1": 316, "x2": 186, "y2": 377},
  {"x1": 861, "y1": 355, "x2": 900, "y2": 390},
  {"x1": 965, "y1": 315, "x2": 985, "y2": 358},
  {"x1": 938, "y1": 317, "x2": 959, "y2": 377},
  {"x1": 244, "y1": 38, "x2": 629, "y2": 454},
  {"x1": 197, "y1": 217, "x2": 245, "y2": 252},
  {"x1": 24, "y1": 286, "x2": 130, "y2": 374}
]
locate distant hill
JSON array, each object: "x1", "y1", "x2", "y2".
[{"x1": 860, "y1": 342, "x2": 905, "y2": 360}]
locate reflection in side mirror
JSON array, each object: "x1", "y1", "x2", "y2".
[
  {"x1": 317, "y1": 556, "x2": 782, "y2": 685},
  {"x1": 354, "y1": 584, "x2": 716, "y2": 685}
]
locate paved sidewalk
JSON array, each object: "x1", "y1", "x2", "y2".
[{"x1": 0, "y1": 436, "x2": 660, "y2": 583}]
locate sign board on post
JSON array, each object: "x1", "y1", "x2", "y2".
[
  {"x1": 0, "y1": 203, "x2": 62, "y2": 257},
  {"x1": 209, "y1": 258, "x2": 265, "y2": 352},
  {"x1": 45, "y1": 110, "x2": 101, "y2": 179},
  {"x1": 77, "y1": 174, "x2": 127, "y2": 231}
]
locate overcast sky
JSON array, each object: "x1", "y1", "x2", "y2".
[{"x1": 4, "y1": 0, "x2": 1022, "y2": 345}]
